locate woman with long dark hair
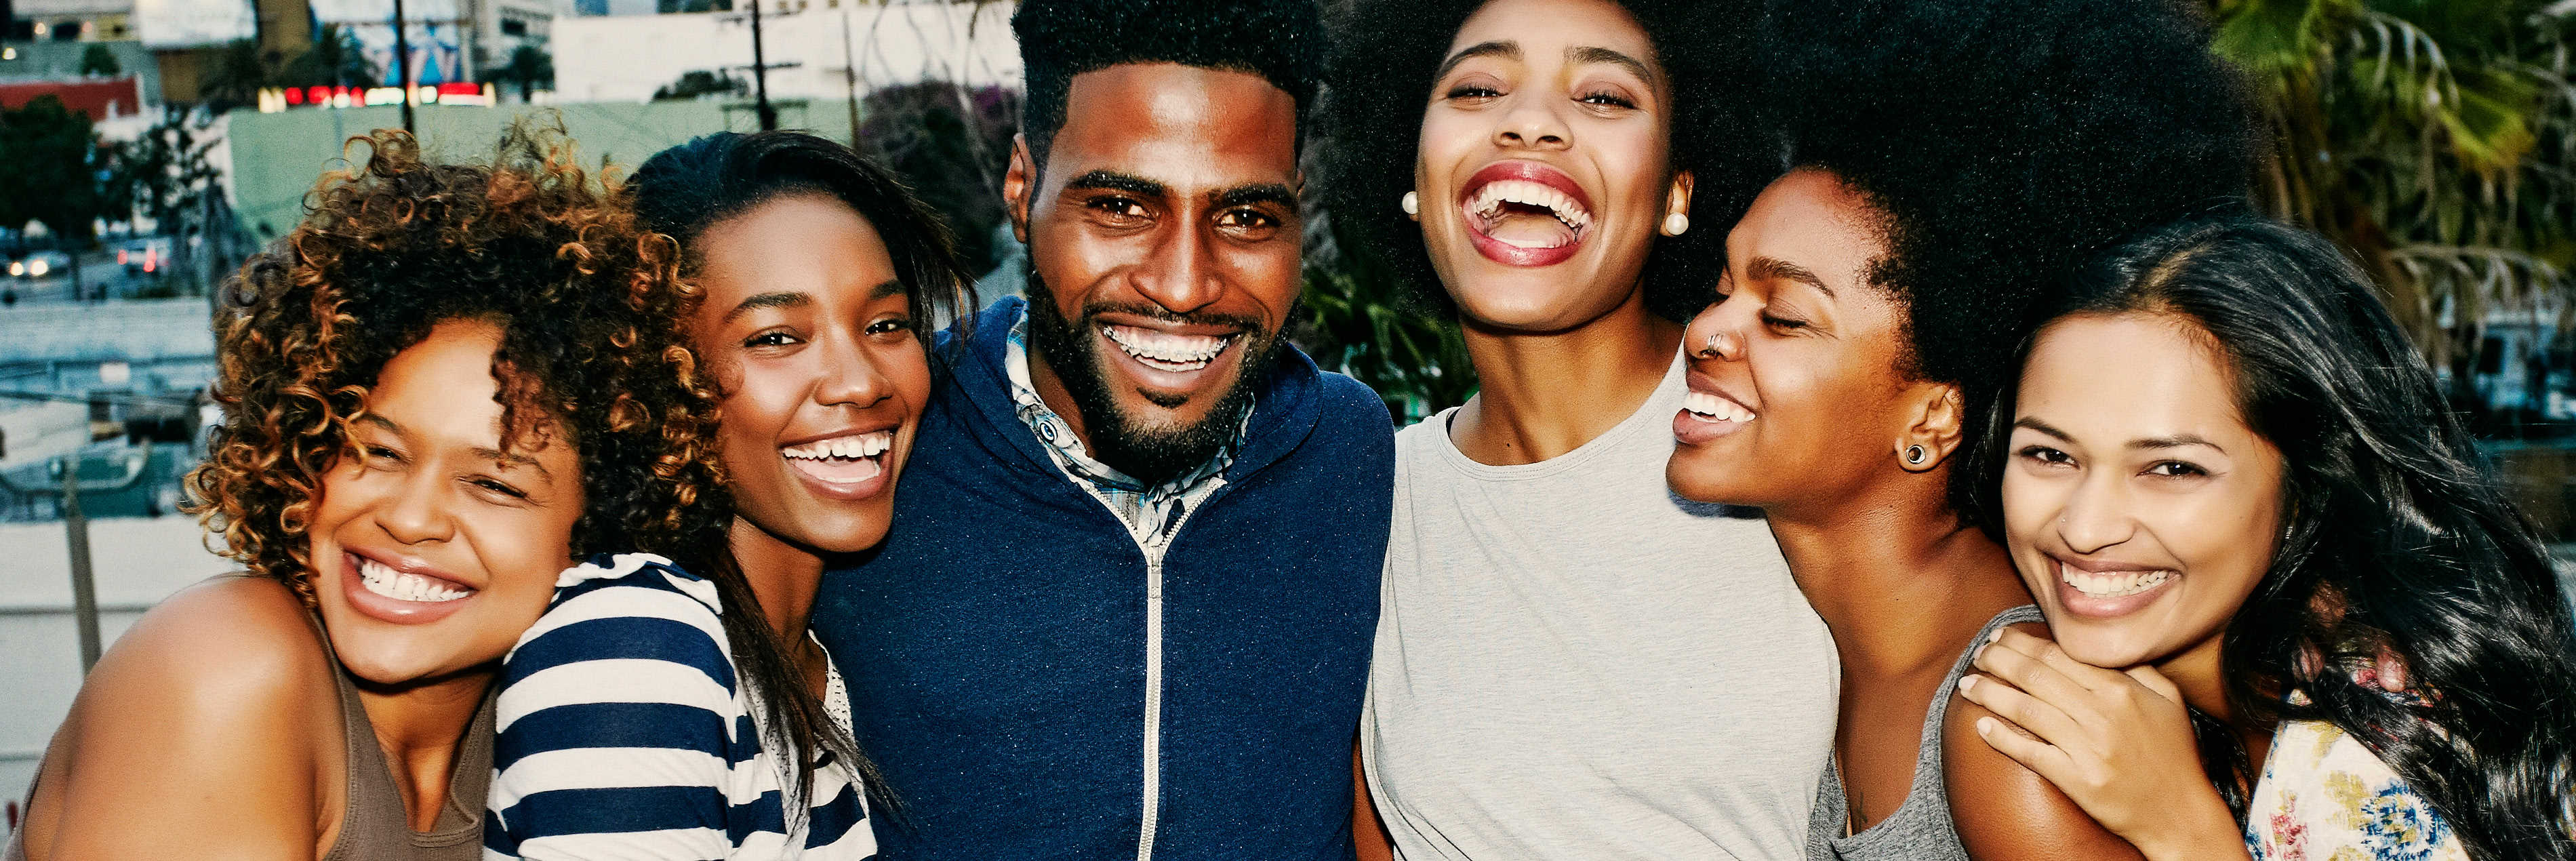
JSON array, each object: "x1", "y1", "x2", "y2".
[
  {"x1": 1960, "y1": 218, "x2": 2576, "y2": 861},
  {"x1": 482, "y1": 132, "x2": 970, "y2": 858}
]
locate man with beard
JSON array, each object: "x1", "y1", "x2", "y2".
[{"x1": 809, "y1": 1, "x2": 1395, "y2": 858}]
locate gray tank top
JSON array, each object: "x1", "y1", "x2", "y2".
[
  {"x1": 1805, "y1": 605, "x2": 2044, "y2": 861},
  {"x1": 3, "y1": 599, "x2": 495, "y2": 861}
]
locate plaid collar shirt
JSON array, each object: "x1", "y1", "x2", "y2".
[{"x1": 1003, "y1": 309, "x2": 1249, "y2": 554}]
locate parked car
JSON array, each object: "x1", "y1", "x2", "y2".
[{"x1": 9, "y1": 250, "x2": 71, "y2": 279}]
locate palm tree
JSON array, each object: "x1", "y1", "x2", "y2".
[{"x1": 2207, "y1": 0, "x2": 2576, "y2": 383}]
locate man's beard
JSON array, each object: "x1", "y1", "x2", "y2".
[{"x1": 1024, "y1": 271, "x2": 1283, "y2": 486}]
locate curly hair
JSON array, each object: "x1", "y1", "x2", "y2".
[
  {"x1": 1761, "y1": 0, "x2": 2257, "y2": 520},
  {"x1": 188, "y1": 123, "x2": 730, "y2": 605},
  {"x1": 1319, "y1": 0, "x2": 1773, "y2": 323},
  {"x1": 1013, "y1": 0, "x2": 1323, "y2": 180}
]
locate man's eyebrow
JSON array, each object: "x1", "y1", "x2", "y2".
[
  {"x1": 721, "y1": 291, "x2": 811, "y2": 324},
  {"x1": 2013, "y1": 416, "x2": 2072, "y2": 441},
  {"x1": 868, "y1": 279, "x2": 908, "y2": 300},
  {"x1": 1062, "y1": 170, "x2": 1167, "y2": 199},
  {"x1": 1746, "y1": 256, "x2": 1834, "y2": 298},
  {"x1": 1212, "y1": 183, "x2": 1297, "y2": 210},
  {"x1": 2132, "y1": 434, "x2": 2226, "y2": 454},
  {"x1": 1436, "y1": 40, "x2": 1519, "y2": 82},
  {"x1": 1569, "y1": 45, "x2": 1656, "y2": 85}
]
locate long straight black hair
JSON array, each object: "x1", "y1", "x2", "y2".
[
  {"x1": 628, "y1": 131, "x2": 973, "y2": 820},
  {"x1": 1974, "y1": 218, "x2": 2576, "y2": 860}
]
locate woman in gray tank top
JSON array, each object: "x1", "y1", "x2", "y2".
[
  {"x1": 1662, "y1": 0, "x2": 2253, "y2": 858},
  {"x1": 6, "y1": 126, "x2": 729, "y2": 860}
]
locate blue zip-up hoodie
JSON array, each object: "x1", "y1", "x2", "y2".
[{"x1": 813, "y1": 297, "x2": 1393, "y2": 860}]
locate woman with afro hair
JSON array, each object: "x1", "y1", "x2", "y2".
[
  {"x1": 1664, "y1": 0, "x2": 2254, "y2": 858},
  {"x1": 1325, "y1": 0, "x2": 1834, "y2": 858},
  {"x1": 5, "y1": 125, "x2": 725, "y2": 861}
]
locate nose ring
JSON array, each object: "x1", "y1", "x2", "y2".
[{"x1": 1700, "y1": 331, "x2": 1738, "y2": 358}]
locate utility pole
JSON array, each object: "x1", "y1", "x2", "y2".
[
  {"x1": 747, "y1": 0, "x2": 773, "y2": 130},
  {"x1": 840, "y1": 5, "x2": 859, "y2": 145},
  {"x1": 393, "y1": 0, "x2": 416, "y2": 134},
  {"x1": 54, "y1": 457, "x2": 101, "y2": 675}
]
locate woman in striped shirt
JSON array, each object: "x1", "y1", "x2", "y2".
[{"x1": 483, "y1": 132, "x2": 973, "y2": 859}]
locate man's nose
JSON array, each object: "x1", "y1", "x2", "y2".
[{"x1": 1129, "y1": 219, "x2": 1224, "y2": 315}]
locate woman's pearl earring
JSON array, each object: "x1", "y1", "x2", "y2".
[
  {"x1": 1401, "y1": 191, "x2": 1420, "y2": 216},
  {"x1": 1662, "y1": 212, "x2": 1690, "y2": 237}
]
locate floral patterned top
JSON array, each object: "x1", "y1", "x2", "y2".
[{"x1": 2245, "y1": 717, "x2": 2466, "y2": 861}]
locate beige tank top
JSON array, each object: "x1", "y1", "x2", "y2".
[
  {"x1": 5, "y1": 599, "x2": 497, "y2": 860},
  {"x1": 322, "y1": 642, "x2": 497, "y2": 860}
]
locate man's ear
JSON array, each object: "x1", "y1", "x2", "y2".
[
  {"x1": 1896, "y1": 382, "x2": 1967, "y2": 473},
  {"x1": 1004, "y1": 133, "x2": 1035, "y2": 244}
]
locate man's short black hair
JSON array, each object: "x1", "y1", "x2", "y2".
[
  {"x1": 1762, "y1": 0, "x2": 2257, "y2": 521},
  {"x1": 1318, "y1": 0, "x2": 1771, "y2": 323},
  {"x1": 1013, "y1": 0, "x2": 1325, "y2": 176}
]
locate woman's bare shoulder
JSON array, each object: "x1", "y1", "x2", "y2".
[
  {"x1": 22, "y1": 574, "x2": 343, "y2": 860},
  {"x1": 1941, "y1": 678, "x2": 2147, "y2": 860},
  {"x1": 102, "y1": 574, "x2": 339, "y2": 692},
  {"x1": 59, "y1": 574, "x2": 342, "y2": 765}
]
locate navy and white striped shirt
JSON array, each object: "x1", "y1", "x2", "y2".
[{"x1": 484, "y1": 553, "x2": 875, "y2": 860}]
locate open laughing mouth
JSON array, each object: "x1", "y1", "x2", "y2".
[
  {"x1": 1673, "y1": 373, "x2": 1758, "y2": 445},
  {"x1": 1103, "y1": 324, "x2": 1236, "y2": 374},
  {"x1": 782, "y1": 429, "x2": 893, "y2": 485},
  {"x1": 1461, "y1": 161, "x2": 1594, "y2": 267}
]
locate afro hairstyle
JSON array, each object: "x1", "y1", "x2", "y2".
[
  {"x1": 1318, "y1": 0, "x2": 1774, "y2": 323},
  {"x1": 1013, "y1": 0, "x2": 1325, "y2": 178},
  {"x1": 1761, "y1": 0, "x2": 2257, "y2": 521}
]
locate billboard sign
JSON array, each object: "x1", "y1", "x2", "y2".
[{"x1": 133, "y1": 0, "x2": 255, "y2": 48}]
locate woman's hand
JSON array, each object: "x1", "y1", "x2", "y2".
[{"x1": 1956, "y1": 627, "x2": 2251, "y2": 861}]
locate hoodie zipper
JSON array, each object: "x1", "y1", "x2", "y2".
[{"x1": 1063, "y1": 476, "x2": 1224, "y2": 861}]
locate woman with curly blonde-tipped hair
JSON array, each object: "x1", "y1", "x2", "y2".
[{"x1": 5, "y1": 126, "x2": 727, "y2": 861}]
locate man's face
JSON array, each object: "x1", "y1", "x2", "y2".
[{"x1": 1004, "y1": 62, "x2": 1304, "y2": 484}]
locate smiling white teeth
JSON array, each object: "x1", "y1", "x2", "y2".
[
  {"x1": 1469, "y1": 180, "x2": 1592, "y2": 230},
  {"x1": 1103, "y1": 325, "x2": 1232, "y2": 372},
  {"x1": 2061, "y1": 565, "x2": 2173, "y2": 598},
  {"x1": 782, "y1": 430, "x2": 894, "y2": 461},
  {"x1": 355, "y1": 555, "x2": 470, "y2": 603},
  {"x1": 1683, "y1": 391, "x2": 1755, "y2": 422}
]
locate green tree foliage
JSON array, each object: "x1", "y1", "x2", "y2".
[
  {"x1": 653, "y1": 69, "x2": 746, "y2": 101},
  {"x1": 857, "y1": 81, "x2": 1018, "y2": 273},
  {"x1": 1295, "y1": 210, "x2": 1476, "y2": 422},
  {"x1": 0, "y1": 95, "x2": 107, "y2": 245},
  {"x1": 2208, "y1": 0, "x2": 2576, "y2": 374},
  {"x1": 77, "y1": 44, "x2": 120, "y2": 77},
  {"x1": 279, "y1": 24, "x2": 381, "y2": 89},
  {"x1": 479, "y1": 45, "x2": 554, "y2": 100},
  {"x1": 198, "y1": 38, "x2": 271, "y2": 113}
]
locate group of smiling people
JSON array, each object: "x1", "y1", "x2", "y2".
[{"x1": 11, "y1": 0, "x2": 2576, "y2": 859}]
